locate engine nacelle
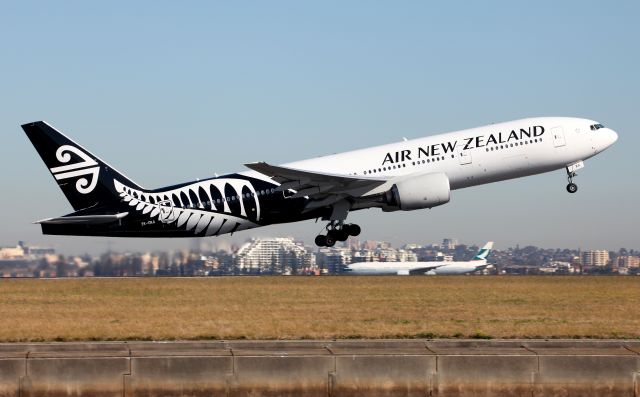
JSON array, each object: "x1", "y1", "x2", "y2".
[{"x1": 385, "y1": 172, "x2": 450, "y2": 211}]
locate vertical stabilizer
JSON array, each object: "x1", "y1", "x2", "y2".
[
  {"x1": 22, "y1": 121, "x2": 144, "y2": 211},
  {"x1": 473, "y1": 241, "x2": 494, "y2": 261}
]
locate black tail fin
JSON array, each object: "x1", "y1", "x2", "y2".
[{"x1": 22, "y1": 121, "x2": 144, "y2": 211}]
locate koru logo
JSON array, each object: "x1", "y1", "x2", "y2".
[{"x1": 49, "y1": 145, "x2": 100, "y2": 194}]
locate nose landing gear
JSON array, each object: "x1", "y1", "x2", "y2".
[
  {"x1": 566, "y1": 169, "x2": 578, "y2": 194},
  {"x1": 565, "y1": 161, "x2": 584, "y2": 194},
  {"x1": 315, "y1": 221, "x2": 361, "y2": 247}
]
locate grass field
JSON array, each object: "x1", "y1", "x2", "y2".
[{"x1": 0, "y1": 276, "x2": 638, "y2": 341}]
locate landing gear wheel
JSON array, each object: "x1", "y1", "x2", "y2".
[
  {"x1": 316, "y1": 220, "x2": 362, "y2": 247},
  {"x1": 346, "y1": 224, "x2": 361, "y2": 236},
  {"x1": 334, "y1": 230, "x2": 349, "y2": 241},
  {"x1": 324, "y1": 235, "x2": 336, "y2": 247},
  {"x1": 565, "y1": 166, "x2": 580, "y2": 194}
]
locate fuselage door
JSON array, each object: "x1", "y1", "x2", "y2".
[
  {"x1": 552, "y1": 126, "x2": 566, "y2": 147},
  {"x1": 158, "y1": 199, "x2": 176, "y2": 224},
  {"x1": 459, "y1": 151, "x2": 472, "y2": 165}
]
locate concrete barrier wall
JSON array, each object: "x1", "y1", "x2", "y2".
[{"x1": 0, "y1": 340, "x2": 638, "y2": 397}]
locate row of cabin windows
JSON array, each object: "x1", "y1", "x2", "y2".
[
  {"x1": 359, "y1": 138, "x2": 544, "y2": 175},
  {"x1": 485, "y1": 138, "x2": 542, "y2": 152},
  {"x1": 363, "y1": 155, "x2": 447, "y2": 175},
  {"x1": 180, "y1": 188, "x2": 276, "y2": 209}
]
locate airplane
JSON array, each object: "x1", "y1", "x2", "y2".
[
  {"x1": 344, "y1": 242, "x2": 494, "y2": 275},
  {"x1": 22, "y1": 117, "x2": 617, "y2": 247}
]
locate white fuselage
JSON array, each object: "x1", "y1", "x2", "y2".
[
  {"x1": 244, "y1": 117, "x2": 617, "y2": 194},
  {"x1": 347, "y1": 260, "x2": 489, "y2": 275}
]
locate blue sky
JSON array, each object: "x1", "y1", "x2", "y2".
[{"x1": 1, "y1": 1, "x2": 637, "y2": 254}]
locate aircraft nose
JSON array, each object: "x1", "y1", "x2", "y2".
[{"x1": 605, "y1": 128, "x2": 618, "y2": 147}]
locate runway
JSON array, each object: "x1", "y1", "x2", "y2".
[{"x1": 1, "y1": 339, "x2": 639, "y2": 396}]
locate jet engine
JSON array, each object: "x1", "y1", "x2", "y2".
[{"x1": 384, "y1": 172, "x2": 450, "y2": 211}]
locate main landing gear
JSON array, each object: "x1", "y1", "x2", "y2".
[{"x1": 315, "y1": 221, "x2": 361, "y2": 247}]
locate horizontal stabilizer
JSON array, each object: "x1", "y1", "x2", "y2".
[{"x1": 36, "y1": 212, "x2": 129, "y2": 225}]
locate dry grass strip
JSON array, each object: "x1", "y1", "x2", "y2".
[{"x1": 0, "y1": 276, "x2": 638, "y2": 341}]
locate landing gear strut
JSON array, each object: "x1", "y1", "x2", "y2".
[
  {"x1": 315, "y1": 221, "x2": 361, "y2": 247},
  {"x1": 566, "y1": 170, "x2": 578, "y2": 194},
  {"x1": 565, "y1": 161, "x2": 584, "y2": 194}
]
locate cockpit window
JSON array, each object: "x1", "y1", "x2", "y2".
[{"x1": 590, "y1": 123, "x2": 605, "y2": 131}]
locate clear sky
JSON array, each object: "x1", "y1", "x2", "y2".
[{"x1": 1, "y1": 1, "x2": 638, "y2": 254}]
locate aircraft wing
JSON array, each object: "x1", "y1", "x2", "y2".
[
  {"x1": 473, "y1": 263, "x2": 492, "y2": 271},
  {"x1": 408, "y1": 264, "x2": 447, "y2": 275},
  {"x1": 244, "y1": 162, "x2": 388, "y2": 200}
]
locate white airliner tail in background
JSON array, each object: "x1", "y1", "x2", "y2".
[
  {"x1": 472, "y1": 241, "x2": 493, "y2": 261},
  {"x1": 345, "y1": 242, "x2": 494, "y2": 275}
]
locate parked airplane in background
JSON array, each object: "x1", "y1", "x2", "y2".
[
  {"x1": 22, "y1": 117, "x2": 617, "y2": 246},
  {"x1": 345, "y1": 242, "x2": 494, "y2": 275}
]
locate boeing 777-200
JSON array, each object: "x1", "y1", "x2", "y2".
[
  {"x1": 345, "y1": 242, "x2": 494, "y2": 275},
  {"x1": 22, "y1": 117, "x2": 617, "y2": 246}
]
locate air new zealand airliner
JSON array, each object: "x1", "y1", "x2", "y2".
[{"x1": 22, "y1": 117, "x2": 617, "y2": 247}]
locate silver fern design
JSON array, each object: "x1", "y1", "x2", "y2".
[
  {"x1": 114, "y1": 179, "x2": 262, "y2": 236},
  {"x1": 49, "y1": 145, "x2": 100, "y2": 194}
]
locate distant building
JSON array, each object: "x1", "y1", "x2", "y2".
[
  {"x1": 351, "y1": 250, "x2": 379, "y2": 263},
  {"x1": 0, "y1": 241, "x2": 56, "y2": 260},
  {"x1": 317, "y1": 248, "x2": 351, "y2": 274},
  {"x1": 442, "y1": 238, "x2": 458, "y2": 250},
  {"x1": 0, "y1": 244, "x2": 25, "y2": 259},
  {"x1": 396, "y1": 250, "x2": 418, "y2": 262},
  {"x1": 420, "y1": 251, "x2": 451, "y2": 262},
  {"x1": 582, "y1": 250, "x2": 610, "y2": 267},
  {"x1": 616, "y1": 255, "x2": 640, "y2": 269},
  {"x1": 235, "y1": 237, "x2": 314, "y2": 274}
]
